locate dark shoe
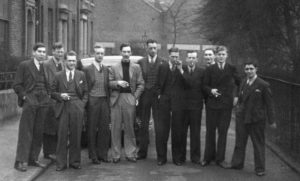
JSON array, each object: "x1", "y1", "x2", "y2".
[
  {"x1": 201, "y1": 160, "x2": 210, "y2": 167},
  {"x1": 92, "y1": 159, "x2": 101, "y2": 165},
  {"x1": 157, "y1": 160, "x2": 166, "y2": 166},
  {"x1": 126, "y1": 157, "x2": 137, "y2": 163},
  {"x1": 70, "y1": 164, "x2": 81, "y2": 169},
  {"x1": 113, "y1": 158, "x2": 121, "y2": 164},
  {"x1": 56, "y1": 166, "x2": 67, "y2": 171},
  {"x1": 137, "y1": 155, "x2": 146, "y2": 160},
  {"x1": 230, "y1": 165, "x2": 243, "y2": 170},
  {"x1": 28, "y1": 161, "x2": 46, "y2": 168},
  {"x1": 173, "y1": 161, "x2": 183, "y2": 166},
  {"x1": 216, "y1": 161, "x2": 230, "y2": 169},
  {"x1": 14, "y1": 162, "x2": 27, "y2": 172},
  {"x1": 44, "y1": 154, "x2": 56, "y2": 160},
  {"x1": 191, "y1": 160, "x2": 201, "y2": 164},
  {"x1": 99, "y1": 158, "x2": 111, "y2": 163},
  {"x1": 256, "y1": 171, "x2": 265, "y2": 176}
]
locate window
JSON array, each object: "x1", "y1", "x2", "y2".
[
  {"x1": 0, "y1": 20, "x2": 8, "y2": 54},
  {"x1": 48, "y1": 8, "x2": 54, "y2": 54}
]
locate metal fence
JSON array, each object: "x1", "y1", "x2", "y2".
[
  {"x1": 262, "y1": 75, "x2": 300, "y2": 162},
  {"x1": 0, "y1": 72, "x2": 16, "y2": 90}
]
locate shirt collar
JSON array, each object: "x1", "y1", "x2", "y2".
[
  {"x1": 188, "y1": 65, "x2": 195, "y2": 72},
  {"x1": 34, "y1": 58, "x2": 40, "y2": 66},
  {"x1": 148, "y1": 55, "x2": 157, "y2": 63},
  {"x1": 93, "y1": 60, "x2": 102, "y2": 71},
  {"x1": 247, "y1": 75, "x2": 257, "y2": 85}
]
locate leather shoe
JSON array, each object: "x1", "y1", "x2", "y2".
[
  {"x1": 137, "y1": 155, "x2": 146, "y2": 160},
  {"x1": 56, "y1": 166, "x2": 67, "y2": 171},
  {"x1": 256, "y1": 170, "x2": 265, "y2": 176},
  {"x1": 44, "y1": 154, "x2": 56, "y2": 160},
  {"x1": 28, "y1": 161, "x2": 46, "y2": 168},
  {"x1": 113, "y1": 158, "x2": 121, "y2": 164},
  {"x1": 99, "y1": 158, "x2": 111, "y2": 163},
  {"x1": 173, "y1": 161, "x2": 183, "y2": 166},
  {"x1": 14, "y1": 162, "x2": 27, "y2": 172},
  {"x1": 70, "y1": 164, "x2": 81, "y2": 169},
  {"x1": 191, "y1": 160, "x2": 201, "y2": 164},
  {"x1": 157, "y1": 160, "x2": 166, "y2": 166},
  {"x1": 201, "y1": 160, "x2": 210, "y2": 167},
  {"x1": 92, "y1": 159, "x2": 101, "y2": 165},
  {"x1": 216, "y1": 161, "x2": 230, "y2": 169},
  {"x1": 126, "y1": 157, "x2": 137, "y2": 163}
]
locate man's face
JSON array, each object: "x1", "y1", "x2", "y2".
[
  {"x1": 169, "y1": 52, "x2": 180, "y2": 65},
  {"x1": 94, "y1": 48, "x2": 105, "y2": 63},
  {"x1": 53, "y1": 48, "x2": 65, "y2": 62},
  {"x1": 204, "y1": 50, "x2": 215, "y2": 66},
  {"x1": 65, "y1": 55, "x2": 77, "y2": 70},
  {"x1": 216, "y1": 50, "x2": 228, "y2": 64},
  {"x1": 33, "y1": 47, "x2": 46, "y2": 62},
  {"x1": 147, "y1": 43, "x2": 157, "y2": 57},
  {"x1": 245, "y1": 64, "x2": 257, "y2": 79},
  {"x1": 186, "y1": 52, "x2": 197, "y2": 67},
  {"x1": 121, "y1": 46, "x2": 132, "y2": 62}
]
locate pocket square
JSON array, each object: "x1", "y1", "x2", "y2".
[
  {"x1": 255, "y1": 89, "x2": 261, "y2": 92},
  {"x1": 79, "y1": 80, "x2": 83, "y2": 84}
]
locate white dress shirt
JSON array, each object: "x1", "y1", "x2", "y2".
[{"x1": 66, "y1": 69, "x2": 75, "y2": 81}]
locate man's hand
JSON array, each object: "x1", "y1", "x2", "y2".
[
  {"x1": 270, "y1": 123, "x2": 277, "y2": 129},
  {"x1": 176, "y1": 60, "x2": 184, "y2": 74},
  {"x1": 211, "y1": 89, "x2": 221, "y2": 97},
  {"x1": 117, "y1": 80, "x2": 129, "y2": 88},
  {"x1": 60, "y1": 93, "x2": 70, "y2": 101},
  {"x1": 233, "y1": 97, "x2": 238, "y2": 106}
]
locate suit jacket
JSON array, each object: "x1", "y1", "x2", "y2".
[
  {"x1": 83, "y1": 64, "x2": 110, "y2": 98},
  {"x1": 43, "y1": 57, "x2": 64, "y2": 89},
  {"x1": 182, "y1": 65, "x2": 205, "y2": 110},
  {"x1": 137, "y1": 56, "x2": 165, "y2": 84},
  {"x1": 237, "y1": 77, "x2": 275, "y2": 124},
  {"x1": 155, "y1": 61, "x2": 187, "y2": 110},
  {"x1": 109, "y1": 61, "x2": 145, "y2": 106},
  {"x1": 51, "y1": 70, "x2": 88, "y2": 118},
  {"x1": 203, "y1": 63, "x2": 241, "y2": 109},
  {"x1": 13, "y1": 59, "x2": 49, "y2": 107}
]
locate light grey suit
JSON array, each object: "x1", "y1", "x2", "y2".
[{"x1": 109, "y1": 61, "x2": 144, "y2": 159}]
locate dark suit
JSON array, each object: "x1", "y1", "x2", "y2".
[
  {"x1": 182, "y1": 65, "x2": 205, "y2": 162},
  {"x1": 203, "y1": 63, "x2": 240, "y2": 163},
  {"x1": 13, "y1": 59, "x2": 50, "y2": 163},
  {"x1": 84, "y1": 64, "x2": 110, "y2": 160},
  {"x1": 155, "y1": 62, "x2": 186, "y2": 163},
  {"x1": 136, "y1": 56, "x2": 164, "y2": 158},
  {"x1": 109, "y1": 61, "x2": 144, "y2": 159},
  {"x1": 42, "y1": 57, "x2": 64, "y2": 156},
  {"x1": 231, "y1": 77, "x2": 275, "y2": 172},
  {"x1": 51, "y1": 70, "x2": 88, "y2": 167}
]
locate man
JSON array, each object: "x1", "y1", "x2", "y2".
[
  {"x1": 109, "y1": 43, "x2": 144, "y2": 163},
  {"x1": 136, "y1": 39, "x2": 164, "y2": 160},
  {"x1": 203, "y1": 48, "x2": 216, "y2": 67},
  {"x1": 230, "y1": 61, "x2": 276, "y2": 176},
  {"x1": 43, "y1": 42, "x2": 65, "y2": 160},
  {"x1": 155, "y1": 47, "x2": 186, "y2": 166},
  {"x1": 182, "y1": 51, "x2": 205, "y2": 164},
  {"x1": 51, "y1": 51, "x2": 88, "y2": 171},
  {"x1": 202, "y1": 46, "x2": 241, "y2": 168},
  {"x1": 13, "y1": 43, "x2": 50, "y2": 172},
  {"x1": 84, "y1": 43, "x2": 110, "y2": 164}
]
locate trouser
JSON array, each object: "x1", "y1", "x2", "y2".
[
  {"x1": 182, "y1": 109, "x2": 202, "y2": 162},
  {"x1": 43, "y1": 104, "x2": 58, "y2": 156},
  {"x1": 231, "y1": 114, "x2": 265, "y2": 172},
  {"x1": 56, "y1": 100, "x2": 83, "y2": 167},
  {"x1": 203, "y1": 108, "x2": 232, "y2": 163},
  {"x1": 137, "y1": 89, "x2": 158, "y2": 157},
  {"x1": 87, "y1": 96, "x2": 110, "y2": 160},
  {"x1": 111, "y1": 93, "x2": 137, "y2": 159}
]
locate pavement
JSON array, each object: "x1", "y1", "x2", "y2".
[{"x1": 0, "y1": 112, "x2": 299, "y2": 181}]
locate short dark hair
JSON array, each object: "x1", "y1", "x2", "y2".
[
  {"x1": 215, "y1": 45, "x2": 228, "y2": 53},
  {"x1": 64, "y1": 50, "x2": 77, "y2": 60},
  {"x1": 120, "y1": 43, "x2": 131, "y2": 51},
  {"x1": 146, "y1": 39, "x2": 157, "y2": 46},
  {"x1": 52, "y1": 42, "x2": 63, "y2": 50},
  {"x1": 203, "y1": 48, "x2": 216, "y2": 54},
  {"x1": 244, "y1": 60, "x2": 258, "y2": 68},
  {"x1": 187, "y1": 50, "x2": 197, "y2": 55},
  {"x1": 33, "y1": 42, "x2": 46, "y2": 51},
  {"x1": 168, "y1": 47, "x2": 179, "y2": 54}
]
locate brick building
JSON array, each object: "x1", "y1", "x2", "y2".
[{"x1": 0, "y1": 0, "x2": 95, "y2": 60}]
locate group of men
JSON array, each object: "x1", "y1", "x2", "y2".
[{"x1": 13, "y1": 39, "x2": 276, "y2": 176}]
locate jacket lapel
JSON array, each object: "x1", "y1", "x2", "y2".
[
  {"x1": 28, "y1": 59, "x2": 38, "y2": 80},
  {"x1": 242, "y1": 78, "x2": 258, "y2": 102},
  {"x1": 62, "y1": 70, "x2": 68, "y2": 88}
]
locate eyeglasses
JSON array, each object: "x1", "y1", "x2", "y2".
[{"x1": 245, "y1": 68, "x2": 255, "y2": 70}]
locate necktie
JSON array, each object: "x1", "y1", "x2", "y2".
[
  {"x1": 69, "y1": 71, "x2": 73, "y2": 82},
  {"x1": 57, "y1": 64, "x2": 62, "y2": 71}
]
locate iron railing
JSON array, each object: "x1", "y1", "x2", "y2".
[{"x1": 0, "y1": 72, "x2": 16, "y2": 90}]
